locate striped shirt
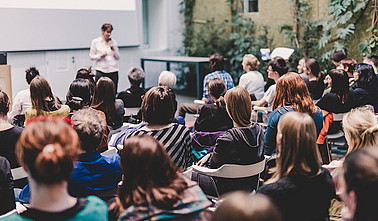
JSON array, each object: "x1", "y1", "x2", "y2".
[{"x1": 125, "y1": 124, "x2": 192, "y2": 169}]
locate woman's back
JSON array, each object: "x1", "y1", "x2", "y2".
[{"x1": 194, "y1": 103, "x2": 233, "y2": 132}]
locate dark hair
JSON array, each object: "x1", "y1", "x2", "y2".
[
  {"x1": 66, "y1": 79, "x2": 93, "y2": 111},
  {"x1": 328, "y1": 69, "x2": 350, "y2": 104},
  {"x1": 365, "y1": 55, "x2": 378, "y2": 67},
  {"x1": 101, "y1": 23, "x2": 113, "y2": 31},
  {"x1": 71, "y1": 108, "x2": 106, "y2": 152},
  {"x1": 331, "y1": 51, "x2": 347, "y2": 62},
  {"x1": 25, "y1": 66, "x2": 40, "y2": 85},
  {"x1": 0, "y1": 91, "x2": 10, "y2": 117},
  {"x1": 306, "y1": 58, "x2": 324, "y2": 82},
  {"x1": 340, "y1": 58, "x2": 357, "y2": 75},
  {"x1": 76, "y1": 68, "x2": 95, "y2": 90},
  {"x1": 354, "y1": 63, "x2": 377, "y2": 91},
  {"x1": 269, "y1": 58, "x2": 289, "y2": 76},
  {"x1": 208, "y1": 78, "x2": 226, "y2": 109},
  {"x1": 273, "y1": 72, "x2": 315, "y2": 115},
  {"x1": 209, "y1": 54, "x2": 225, "y2": 72},
  {"x1": 16, "y1": 118, "x2": 79, "y2": 184},
  {"x1": 118, "y1": 135, "x2": 187, "y2": 209},
  {"x1": 91, "y1": 77, "x2": 117, "y2": 126},
  {"x1": 141, "y1": 86, "x2": 176, "y2": 125},
  {"x1": 30, "y1": 76, "x2": 60, "y2": 115}
]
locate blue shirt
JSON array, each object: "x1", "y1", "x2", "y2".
[{"x1": 202, "y1": 70, "x2": 234, "y2": 101}]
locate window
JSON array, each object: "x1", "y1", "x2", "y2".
[
  {"x1": 244, "y1": 0, "x2": 258, "y2": 13},
  {"x1": 142, "y1": 0, "x2": 149, "y2": 45}
]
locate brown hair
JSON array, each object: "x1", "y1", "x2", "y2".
[
  {"x1": 30, "y1": 76, "x2": 60, "y2": 115},
  {"x1": 91, "y1": 77, "x2": 117, "y2": 126},
  {"x1": 0, "y1": 91, "x2": 10, "y2": 117},
  {"x1": 118, "y1": 135, "x2": 187, "y2": 209},
  {"x1": 225, "y1": 86, "x2": 252, "y2": 127},
  {"x1": 16, "y1": 118, "x2": 79, "y2": 184},
  {"x1": 273, "y1": 72, "x2": 315, "y2": 115},
  {"x1": 305, "y1": 58, "x2": 324, "y2": 82},
  {"x1": 243, "y1": 54, "x2": 260, "y2": 71},
  {"x1": 340, "y1": 58, "x2": 357, "y2": 75},
  {"x1": 209, "y1": 54, "x2": 225, "y2": 72},
  {"x1": 101, "y1": 23, "x2": 113, "y2": 31},
  {"x1": 267, "y1": 112, "x2": 321, "y2": 184},
  {"x1": 25, "y1": 66, "x2": 40, "y2": 85},
  {"x1": 141, "y1": 86, "x2": 176, "y2": 125}
]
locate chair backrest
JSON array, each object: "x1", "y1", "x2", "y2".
[
  {"x1": 101, "y1": 146, "x2": 117, "y2": 155},
  {"x1": 333, "y1": 113, "x2": 345, "y2": 122},
  {"x1": 124, "y1": 108, "x2": 140, "y2": 116},
  {"x1": 11, "y1": 167, "x2": 28, "y2": 181}
]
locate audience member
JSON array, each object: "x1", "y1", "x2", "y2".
[
  {"x1": 75, "y1": 68, "x2": 96, "y2": 91},
  {"x1": 117, "y1": 66, "x2": 146, "y2": 108},
  {"x1": 264, "y1": 72, "x2": 323, "y2": 155},
  {"x1": 297, "y1": 57, "x2": 309, "y2": 83},
  {"x1": 193, "y1": 86, "x2": 265, "y2": 197},
  {"x1": 251, "y1": 58, "x2": 288, "y2": 108},
  {"x1": 2, "y1": 117, "x2": 108, "y2": 220},
  {"x1": 239, "y1": 54, "x2": 264, "y2": 99},
  {"x1": 178, "y1": 53, "x2": 233, "y2": 118},
  {"x1": 158, "y1": 70, "x2": 177, "y2": 89},
  {"x1": 0, "y1": 156, "x2": 15, "y2": 216},
  {"x1": 194, "y1": 78, "x2": 233, "y2": 132},
  {"x1": 125, "y1": 86, "x2": 192, "y2": 169},
  {"x1": 8, "y1": 67, "x2": 39, "y2": 126},
  {"x1": 212, "y1": 191, "x2": 283, "y2": 221},
  {"x1": 351, "y1": 63, "x2": 378, "y2": 107},
  {"x1": 110, "y1": 135, "x2": 211, "y2": 221},
  {"x1": 316, "y1": 69, "x2": 355, "y2": 113},
  {"x1": 91, "y1": 77, "x2": 124, "y2": 130},
  {"x1": 338, "y1": 58, "x2": 357, "y2": 78},
  {"x1": 69, "y1": 108, "x2": 122, "y2": 204},
  {"x1": 331, "y1": 51, "x2": 347, "y2": 68},
  {"x1": 257, "y1": 112, "x2": 335, "y2": 221},
  {"x1": 24, "y1": 76, "x2": 70, "y2": 125},
  {"x1": 363, "y1": 54, "x2": 378, "y2": 75},
  {"x1": 304, "y1": 58, "x2": 325, "y2": 100}
]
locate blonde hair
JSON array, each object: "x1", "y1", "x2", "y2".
[
  {"x1": 225, "y1": 86, "x2": 252, "y2": 127},
  {"x1": 243, "y1": 54, "x2": 260, "y2": 71},
  {"x1": 267, "y1": 112, "x2": 321, "y2": 184},
  {"x1": 158, "y1": 71, "x2": 176, "y2": 89},
  {"x1": 342, "y1": 107, "x2": 378, "y2": 155}
]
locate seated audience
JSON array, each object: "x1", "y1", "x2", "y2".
[
  {"x1": 193, "y1": 86, "x2": 265, "y2": 197},
  {"x1": 194, "y1": 78, "x2": 233, "y2": 132},
  {"x1": 257, "y1": 112, "x2": 335, "y2": 221},
  {"x1": 363, "y1": 54, "x2": 378, "y2": 75},
  {"x1": 304, "y1": 58, "x2": 325, "y2": 100},
  {"x1": 8, "y1": 66, "x2": 39, "y2": 127},
  {"x1": 2, "y1": 117, "x2": 108, "y2": 220},
  {"x1": 212, "y1": 191, "x2": 283, "y2": 221},
  {"x1": 125, "y1": 86, "x2": 192, "y2": 169},
  {"x1": 338, "y1": 58, "x2": 357, "y2": 78},
  {"x1": 69, "y1": 108, "x2": 122, "y2": 203},
  {"x1": 24, "y1": 76, "x2": 70, "y2": 125},
  {"x1": 91, "y1": 77, "x2": 124, "y2": 130},
  {"x1": 351, "y1": 63, "x2": 378, "y2": 107},
  {"x1": 117, "y1": 66, "x2": 146, "y2": 108},
  {"x1": 0, "y1": 156, "x2": 15, "y2": 216},
  {"x1": 239, "y1": 54, "x2": 264, "y2": 99},
  {"x1": 158, "y1": 70, "x2": 177, "y2": 88},
  {"x1": 331, "y1": 51, "x2": 347, "y2": 68},
  {"x1": 252, "y1": 58, "x2": 288, "y2": 108},
  {"x1": 297, "y1": 57, "x2": 309, "y2": 83},
  {"x1": 110, "y1": 135, "x2": 211, "y2": 221},
  {"x1": 178, "y1": 53, "x2": 233, "y2": 118},
  {"x1": 75, "y1": 67, "x2": 96, "y2": 92},
  {"x1": 316, "y1": 69, "x2": 355, "y2": 113},
  {"x1": 264, "y1": 72, "x2": 323, "y2": 155}
]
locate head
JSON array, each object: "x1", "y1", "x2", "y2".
[
  {"x1": 209, "y1": 53, "x2": 225, "y2": 72},
  {"x1": 0, "y1": 91, "x2": 10, "y2": 118},
  {"x1": 267, "y1": 58, "x2": 289, "y2": 81},
  {"x1": 76, "y1": 68, "x2": 95, "y2": 89},
  {"x1": 212, "y1": 191, "x2": 283, "y2": 221},
  {"x1": 328, "y1": 69, "x2": 350, "y2": 103},
  {"x1": 242, "y1": 54, "x2": 260, "y2": 72},
  {"x1": 273, "y1": 72, "x2": 315, "y2": 115},
  {"x1": 141, "y1": 86, "x2": 176, "y2": 125},
  {"x1": 341, "y1": 147, "x2": 378, "y2": 220},
  {"x1": 25, "y1": 66, "x2": 40, "y2": 85},
  {"x1": 331, "y1": 51, "x2": 347, "y2": 66},
  {"x1": 208, "y1": 78, "x2": 226, "y2": 100},
  {"x1": 304, "y1": 58, "x2": 321, "y2": 79},
  {"x1": 353, "y1": 63, "x2": 377, "y2": 90},
  {"x1": 342, "y1": 106, "x2": 378, "y2": 154},
  {"x1": 297, "y1": 58, "x2": 308, "y2": 74},
  {"x1": 158, "y1": 71, "x2": 176, "y2": 89},
  {"x1": 30, "y1": 76, "x2": 56, "y2": 111},
  {"x1": 91, "y1": 77, "x2": 116, "y2": 125},
  {"x1": 118, "y1": 135, "x2": 187, "y2": 209},
  {"x1": 127, "y1": 66, "x2": 145, "y2": 87},
  {"x1": 101, "y1": 23, "x2": 113, "y2": 41},
  {"x1": 225, "y1": 86, "x2": 252, "y2": 127},
  {"x1": 16, "y1": 117, "x2": 79, "y2": 184},
  {"x1": 363, "y1": 55, "x2": 378, "y2": 75},
  {"x1": 71, "y1": 108, "x2": 106, "y2": 153},
  {"x1": 339, "y1": 58, "x2": 357, "y2": 77},
  {"x1": 66, "y1": 79, "x2": 93, "y2": 111},
  {"x1": 270, "y1": 112, "x2": 321, "y2": 183}
]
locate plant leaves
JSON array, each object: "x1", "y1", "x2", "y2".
[{"x1": 335, "y1": 24, "x2": 355, "y2": 38}]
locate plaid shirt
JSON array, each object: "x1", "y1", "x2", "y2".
[{"x1": 202, "y1": 70, "x2": 234, "y2": 101}]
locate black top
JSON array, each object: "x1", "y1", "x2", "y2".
[
  {"x1": 0, "y1": 156, "x2": 15, "y2": 215},
  {"x1": 194, "y1": 103, "x2": 233, "y2": 132},
  {"x1": 316, "y1": 89, "x2": 356, "y2": 113},
  {"x1": 117, "y1": 87, "x2": 146, "y2": 108},
  {"x1": 352, "y1": 87, "x2": 378, "y2": 107},
  {"x1": 307, "y1": 80, "x2": 325, "y2": 100},
  {"x1": 0, "y1": 126, "x2": 23, "y2": 168},
  {"x1": 257, "y1": 168, "x2": 336, "y2": 221}
]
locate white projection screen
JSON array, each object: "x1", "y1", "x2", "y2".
[{"x1": 0, "y1": 0, "x2": 139, "y2": 52}]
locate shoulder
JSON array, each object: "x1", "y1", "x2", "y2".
[
  {"x1": 0, "y1": 212, "x2": 24, "y2": 221},
  {"x1": 79, "y1": 196, "x2": 108, "y2": 217}
]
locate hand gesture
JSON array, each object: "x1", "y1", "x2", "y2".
[{"x1": 196, "y1": 154, "x2": 211, "y2": 166}]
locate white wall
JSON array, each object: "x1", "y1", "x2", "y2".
[{"x1": 7, "y1": 0, "x2": 184, "y2": 103}]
